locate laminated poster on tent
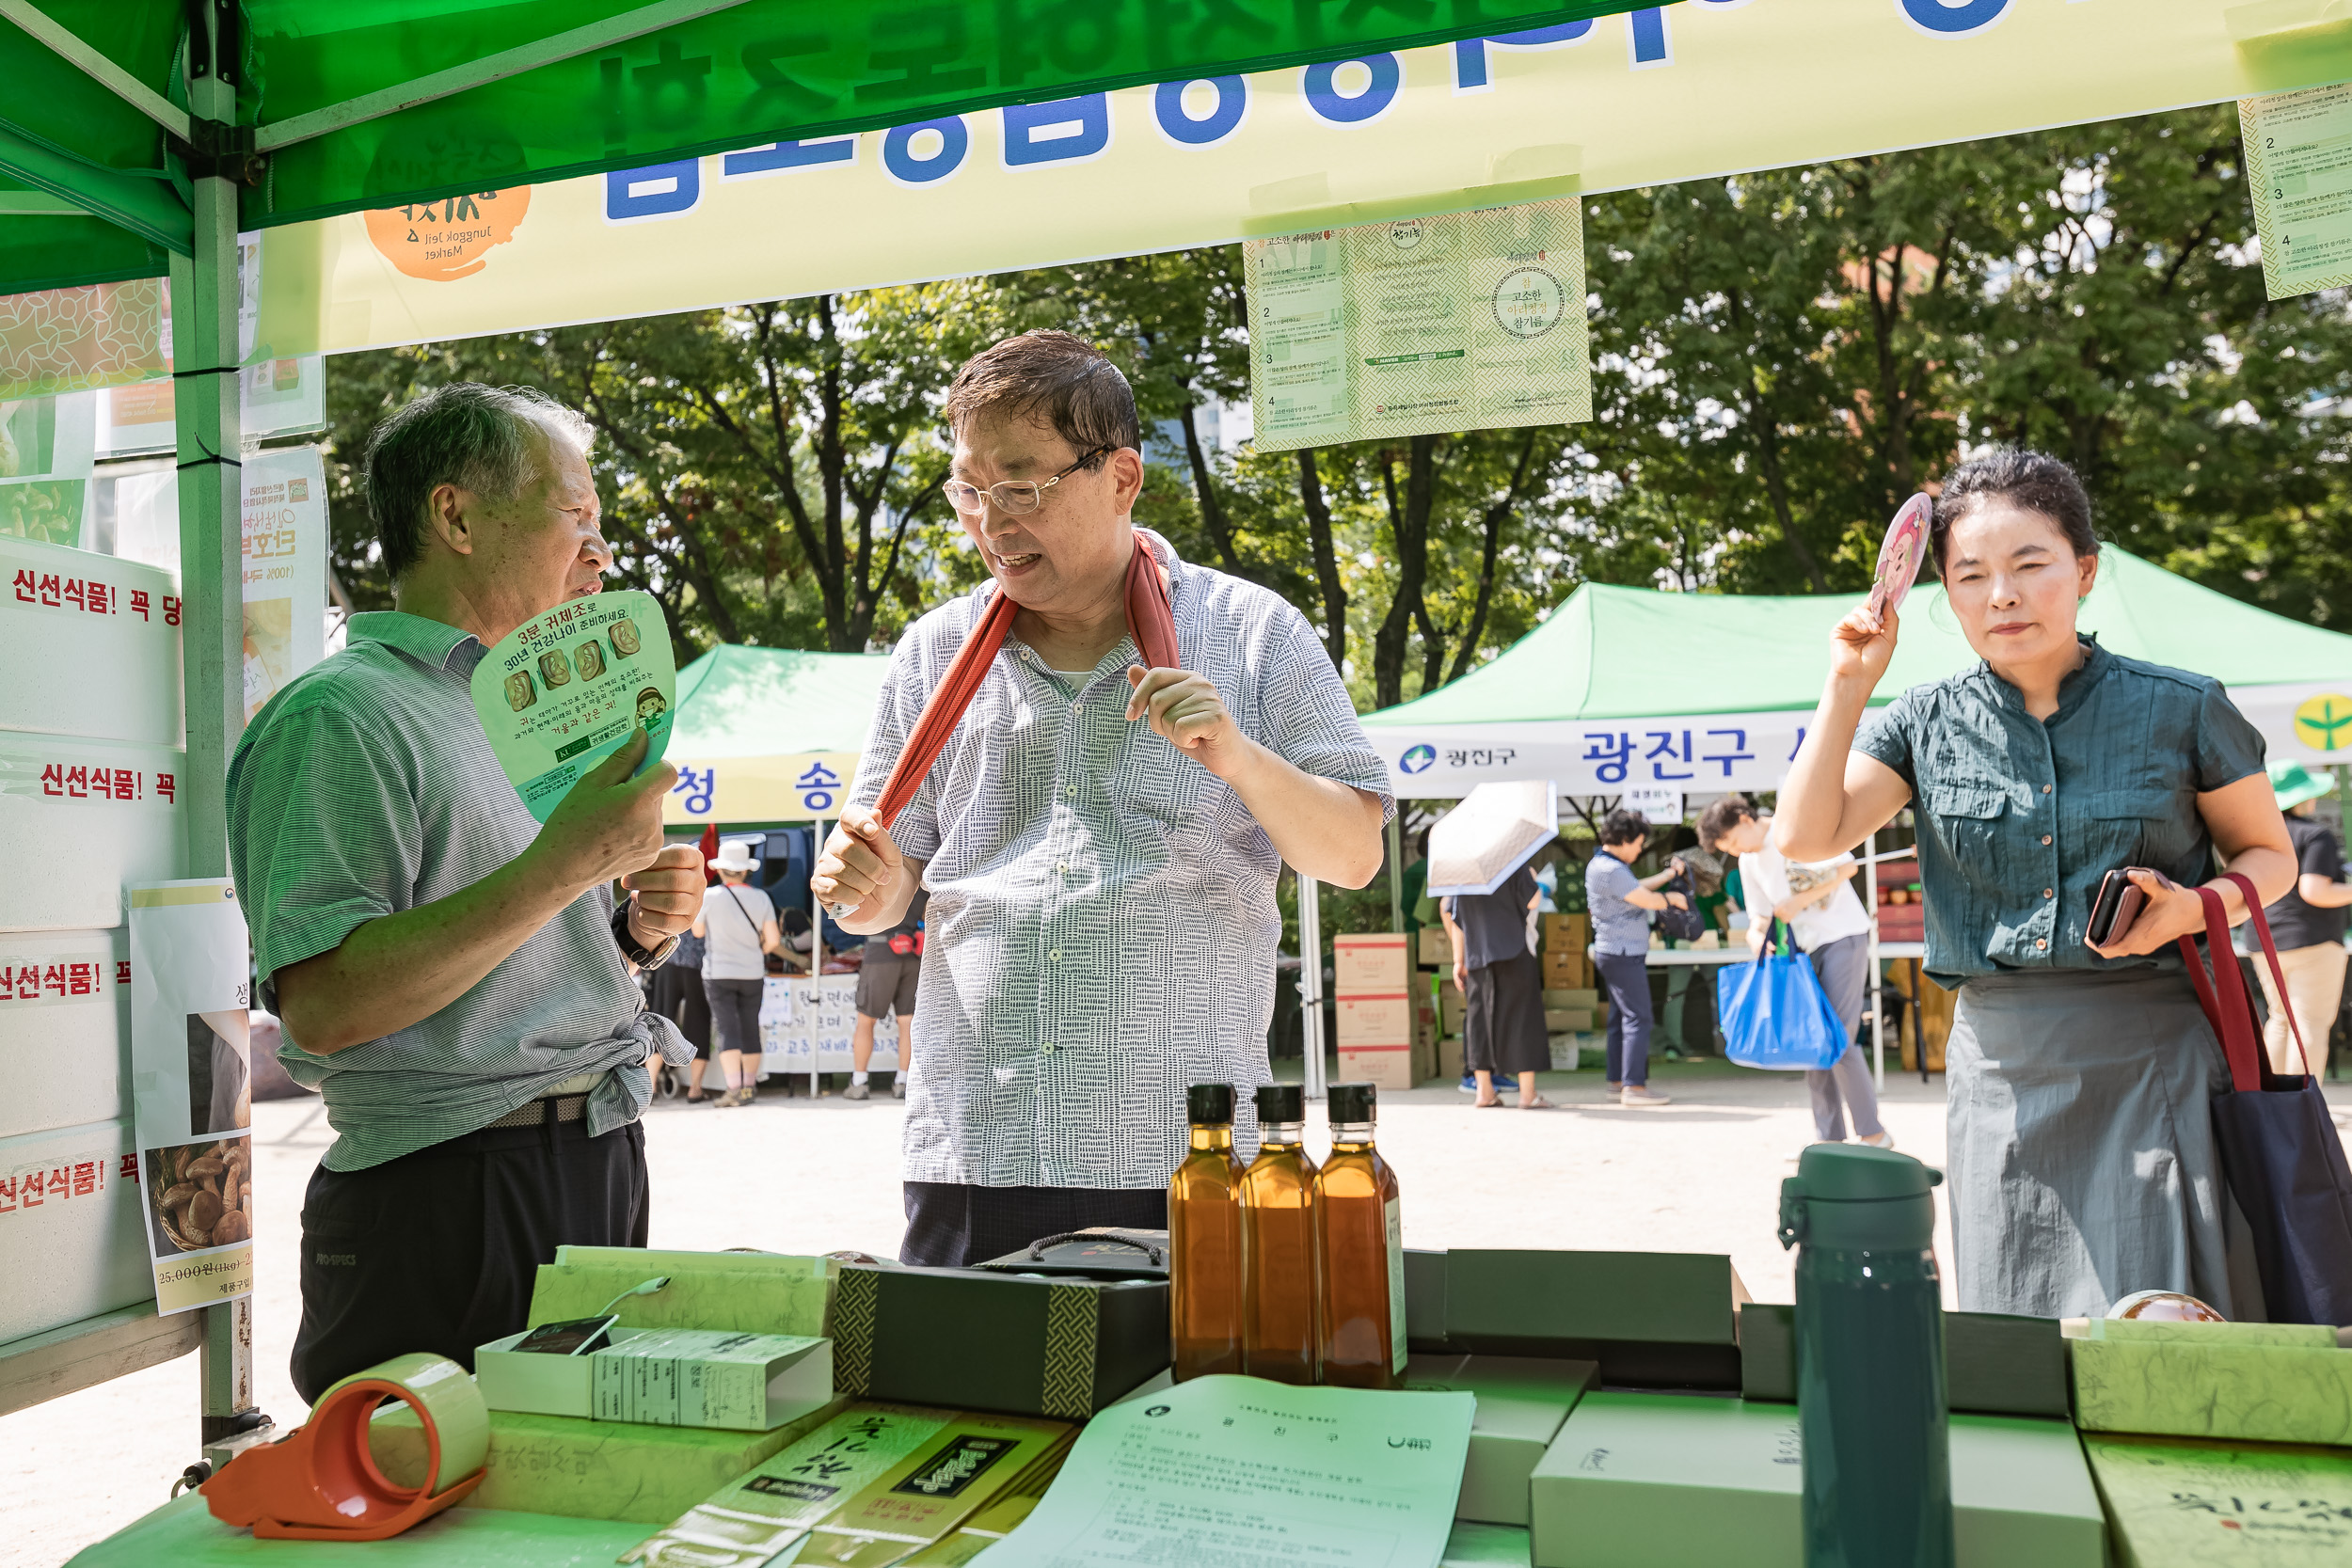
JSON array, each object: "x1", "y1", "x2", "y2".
[
  {"x1": 1244, "y1": 196, "x2": 1591, "y2": 452},
  {"x1": 127, "y1": 879, "x2": 254, "y2": 1315},
  {"x1": 471, "y1": 590, "x2": 675, "y2": 822},
  {"x1": 239, "y1": 446, "x2": 328, "y2": 721}
]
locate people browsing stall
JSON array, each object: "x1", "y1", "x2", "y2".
[
  {"x1": 1774, "y1": 450, "x2": 2294, "y2": 1319},
  {"x1": 2244, "y1": 761, "x2": 2351, "y2": 1080},
  {"x1": 848, "y1": 887, "x2": 927, "y2": 1101},
  {"x1": 1584, "y1": 810, "x2": 1689, "y2": 1107},
  {"x1": 1441, "y1": 865, "x2": 1552, "y2": 1108},
  {"x1": 692, "y1": 840, "x2": 782, "y2": 1108},
  {"x1": 1698, "y1": 795, "x2": 1890, "y2": 1150},
  {"x1": 227, "y1": 384, "x2": 702, "y2": 1402},
  {"x1": 811, "y1": 331, "x2": 1391, "y2": 1266}
]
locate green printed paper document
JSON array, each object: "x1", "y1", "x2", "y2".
[
  {"x1": 977, "y1": 1372, "x2": 1474, "y2": 1566},
  {"x1": 470, "y1": 590, "x2": 675, "y2": 821},
  {"x1": 1244, "y1": 198, "x2": 1591, "y2": 451}
]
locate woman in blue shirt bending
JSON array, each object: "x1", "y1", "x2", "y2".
[{"x1": 1775, "y1": 451, "x2": 2294, "y2": 1319}]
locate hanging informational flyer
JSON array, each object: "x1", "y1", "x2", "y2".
[
  {"x1": 127, "y1": 879, "x2": 254, "y2": 1316},
  {"x1": 977, "y1": 1374, "x2": 1472, "y2": 1566},
  {"x1": 240, "y1": 445, "x2": 329, "y2": 720},
  {"x1": 1244, "y1": 197, "x2": 1590, "y2": 452},
  {"x1": 2241, "y1": 84, "x2": 2352, "y2": 301},
  {"x1": 471, "y1": 589, "x2": 675, "y2": 821}
]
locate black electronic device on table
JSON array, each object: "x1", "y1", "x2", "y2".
[{"x1": 510, "y1": 1314, "x2": 618, "y2": 1356}]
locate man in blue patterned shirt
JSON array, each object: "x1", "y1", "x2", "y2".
[{"x1": 816, "y1": 332, "x2": 1393, "y2": 1265}]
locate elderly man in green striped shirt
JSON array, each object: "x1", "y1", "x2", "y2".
[{"x1": 228, "y1": 383, "x2": 706, "y2": 1401}]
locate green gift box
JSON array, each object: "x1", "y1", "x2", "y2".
[
  {"x1": 831, "y1": 1262, "x2": 1169, "y2": 1418},
  {"x1": 2065, "y1": 1317, "x2": 2352, "y2": 1446},
  {"x1": 527, "y1": 1247, "x2": 833, "y2": 1339},
  {"x1": 1440, "y1": 1250, "x2": 1749, "y2": 1388},
  {"x1": 1406, "y1": 1354, "x2": 1598, "y2": 1526},
  {"x1": 1739, "y1": 1303, "x2": 2070, "y2": 1418},
  {"x1": 2082, "y1": 1431, "x2": 2352, "y2": 1565},
  {"x1": 1527, "y1": 1393, "x2": 2105, "y2": 1567},
  {"x1": 366, "y1": 1398, "x2": 847, "y2": 1523}
]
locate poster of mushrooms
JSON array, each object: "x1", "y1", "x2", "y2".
[{"x1": 129, "y1": 879, "x2": 256, "y2": 1314}]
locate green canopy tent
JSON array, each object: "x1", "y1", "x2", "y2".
[
  {"x1": 0, "y1": 0, "x2": 1655, "y2": 1462},
  {"x1": 663, "y1": 641, "x2": 891, "y2": 827},
  {"x1": 1362, "y1": 548, "x2": 2352, "y2": 800}
]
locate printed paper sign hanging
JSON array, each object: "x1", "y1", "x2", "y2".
[
  {"x1": 2241, "y1": 84, "x2": 2352, "y2": 302},
  {"x1": 127, "y1": 879, "x2": 255, "y2": 1316},
  {"x1": 472, "y1": 590, "x2": 676, "y2": 821},
  {"x1": 1244, "y1": 197, "x2": 1590, "y2": 452},
  {"x1": 240, "y1": 446, "x2": 328, "y2": 721}
]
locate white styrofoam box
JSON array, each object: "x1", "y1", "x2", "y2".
[
  {"x1": 0, "y1": 927, "x2": 131, "y2": 1142},
  {"x1": 0, "y1": 1118, "x2": 153, "y2": 1347},
  {"x1": 0, "y1": 732, "x2": 184, "y2": 931},
  {"x1": 0, "y1": 537, "x2": 183, "y2": 746}
]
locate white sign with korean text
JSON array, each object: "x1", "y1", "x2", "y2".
[
  {"x1": 1624, "y1": 788, "x2": 1684, "y2": 826},
  {"x1": 0, "y1": 927, "x2": 131, "y2": 1144},
  {"x1": 239, "y1": 447, "x2": 328, "y2": 721},
  {"x1": 760, "y1": 974, "x2": 898, "y2": 1074},
  {"x1": 1371, "y1": 710, "x2": 1826, "y2": 800},
  {"x1": 128, "y1": 880, "x2": 254, "y2": 1316},
  {"x1": 0, "y1": 1122, "x2": 151, "y2": 1346},
  {"x1": 0, "y1": 535, "x2": 183, "y2": 747},
  {"x1": 0, "y1": 733, "x2": 185, "y2": 931}
]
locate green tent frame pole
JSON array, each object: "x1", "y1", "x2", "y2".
[
  {"x1": 1387, "y1": 815, "x2": 1404, "y2": 935},
  {"x1": 172, "y1": 13, "x2": 267, "y2": 1463}
]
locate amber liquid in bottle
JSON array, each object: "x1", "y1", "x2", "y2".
[
  {"x1": 1241, "y1": 1087, "x2": 1322, "y2": 1386},
  {"x1": 1315, "y1": 1083, "x2": 1404, "y2": 1389},
  {"x1": 1169, "y1": 1085, "x2": 1247, "y2": 1382}
]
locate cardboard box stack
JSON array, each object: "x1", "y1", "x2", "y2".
[
  {"x1": 1334, "y1": 932, "x2": 1418, "y2": 1088},
  {"x1": 1541, "y1": 913, "x2": 1590, "y2": 991}
]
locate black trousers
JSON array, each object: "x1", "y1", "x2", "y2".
[
  {"x1": 291, "y1": 1116, "x2": 648, "y2": 1403},
  {"x1": 899, "y1": 1181, "x2": 1167, "y2": 1268}
]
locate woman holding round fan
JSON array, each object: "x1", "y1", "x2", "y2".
[
  {"x1": 811, "y1": 331, "x2": 1392, "y2": 1267},
  {"x1": 1774, "y1": 451, "x2": 2294, "y2": 1320}
]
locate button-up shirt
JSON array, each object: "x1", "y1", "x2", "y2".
[
  {"x1": 1854, "y1": 637, "x2": 2265, "y2": 987},
  {"x1": 227, "y1": 610, "x2": 687, "y2": 1172},
  {"x1": 847, "y1": 531, "x2": 1392, "y2": 1188}
]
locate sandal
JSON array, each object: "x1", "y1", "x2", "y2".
[
  {"x1": 1518, "y1": 1095, "x2": 1558, "y2": 1110},
  {"x1": 1473, "y1": 1097, "x2": 1505, "y2": 1108},
  {"x1": 685, "y1": 1090, "x2": 707, "y2": 1103}
]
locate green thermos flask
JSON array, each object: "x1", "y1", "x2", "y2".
[{"x1": 1776, "y1": 1144, "x2": 1954, "y2": 1568}]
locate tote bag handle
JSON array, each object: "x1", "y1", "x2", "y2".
[{"x1": 2222, "y1": 869, "x2": 2317, "y2": 1082}]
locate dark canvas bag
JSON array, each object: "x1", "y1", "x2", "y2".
[{"x1": 2178, "y1": 872, "x2": 2352, "y2": 1325}]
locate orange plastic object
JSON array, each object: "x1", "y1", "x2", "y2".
[{"x1": 200, "y1": 1369, "x2": 485, "y2": 1541}]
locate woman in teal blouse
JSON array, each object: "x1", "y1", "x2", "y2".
[{"x1": 1776, "y1": 451, "x2": 2295, "y2": 1319}]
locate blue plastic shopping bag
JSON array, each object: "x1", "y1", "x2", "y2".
[{"x1": 1716, "y1": 924, "x2": 1851, "y2": 1071}]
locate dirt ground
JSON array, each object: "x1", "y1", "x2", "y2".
[{"x1": 8, "y1": 1055, "x2": 2346, "y2": 1566}]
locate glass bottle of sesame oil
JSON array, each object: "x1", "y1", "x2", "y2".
[
  {"x1": 1168, "y1": 1083, "x2": 1247, "y2": 1381},
  {"x1": 1314, "y1": 1082, "x2": 1404, "y2": 1388},
  {"x1": 1240, "y1": 1083, "x2": 1321, "y2": 1386}
]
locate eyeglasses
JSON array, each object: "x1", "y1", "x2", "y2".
[{"x1": 943, "y1": 446, "x2": 1112, "y2": 517}]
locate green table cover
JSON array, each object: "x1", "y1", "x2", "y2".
[{"x1": 66, "y1": 1495, "x2": 646, "y2": 1567}]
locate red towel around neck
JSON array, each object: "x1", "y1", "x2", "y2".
[{"x1": 866, "y1": 531, "x2": 1179, "y2": 831}]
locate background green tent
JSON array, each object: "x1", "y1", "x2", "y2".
[
  {"x1": 664, "y1": 642, "x2": 891, "y2": 826},
  {"x1": 1363, "y1": 549, "x2": 2352, "y2": 799}
]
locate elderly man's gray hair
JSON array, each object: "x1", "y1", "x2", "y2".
[{"x1": 361, "y1": 383, "x2": 595, "y2": 580}]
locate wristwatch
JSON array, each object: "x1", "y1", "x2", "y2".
[{"x1": 612, "y1": 901, "x2": 682, "y2": 971}]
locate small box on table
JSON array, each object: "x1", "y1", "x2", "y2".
[
  {"x1": 1738, "y1": 1303, "x2": 2070, "y2": 1418},
  {"x1": 2081, "y1": 1430, "x2": 2352, "y2": 1566},
  {"x1": 1406, "y1": 1354, "x2": 1598, "y2": 1526},
  {"x1": 1441, "y1": 1249, "x2": 1750, "y2": 1389},
  {"x1": 475, "y1": 1325, "x2": 832, "y2": 1431},
  {"x1": 2064, "y1": 1316, "x2": 2352, "y2": 1446}
]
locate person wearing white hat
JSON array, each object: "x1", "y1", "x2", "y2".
[
  {"x1": 692, "y1": 840, "x2": 782, "y2": 1106},
  {"x1": 2246, "y1": 761, "x2": 2352, "y2": 1079}
]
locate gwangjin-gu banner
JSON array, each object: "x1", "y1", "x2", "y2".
[{"x1": 252, "y1": 0, "x2": 2349, "y2": 356}]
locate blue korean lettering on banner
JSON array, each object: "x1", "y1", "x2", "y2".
[
  {"x1": 1454, "y1": 22, "x2": 1595, "y2": 92},
  {"x1": 798, "y1": 762, "x2": 843, "y2": 814},
  {"x1": 605, "y1": 158, "x2": 701, "y2": 222},
  {"x1": 1153, "y1": 76, "x2": 1248, "y2": 146},
  {"x1": 723, "y1": 138, "x2": 856, "y2": 178},
  {"x1": 1628, "y1": 8, "x2": 1672, "y2": 68},
  {"x1": 673, "y1": 767, "x2": 716, "y2": 816},
  {"x1": 1899, "y1": 0, "x2": 2011, "y2": 38},
  {"x1": 1003, "y1": 95, "x2": 1112, "y2": 167},
  {"x1": 882, "y1": 117, "x2": 970, "y2": 184},
  {"x1": 1701, "y1": 729, "x2": 1756, "y2": 777},
  {"x1": 1302, "y1": 55, "x2": 1401, "y2": 125}
]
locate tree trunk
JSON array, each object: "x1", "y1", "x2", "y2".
[
  {"x1": 1179, "y1": 398, "x2": 1248, "y2": 577},
  {"x1": 1447, "y1": 431, "x2": 1539, "y2": 683},
  {"x1": 1295, "y1": 447, "x2": 1348, "y2": 671},
  {"x1": 1372, "y1": 436, "x2": 1438, "y2": 709}
]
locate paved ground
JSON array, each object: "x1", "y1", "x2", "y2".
[{"x1": 8, "y1": 1056, "x2": 2347, "y2": 1565}]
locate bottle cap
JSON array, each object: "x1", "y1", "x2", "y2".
[
  {"x1": 1254, "y1": 1083, "x2": 1304, "y2": 1123},
  {"x1": 1186, "y1": 1084, "x2": 1235, "y2": 1124},
  {"x1": 1327, "y1": 1082, "x2": 1377, "y2": 1124},
  {"x1": 1776, "y1": 1143, "x2": 1942, "y2": 1253}
]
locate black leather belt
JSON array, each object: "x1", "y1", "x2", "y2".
[{"x1": 485, "y1": 1093, "x2": 590, "y2": 1131}]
